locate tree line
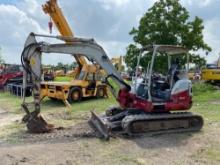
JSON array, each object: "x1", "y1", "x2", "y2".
[{"x1": 125, "y1": 0, "x2": 211, "y2": 73}]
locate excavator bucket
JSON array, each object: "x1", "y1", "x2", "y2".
[
  {"x1": 25, "y1": 114, "x2": 54, "y2": 133},
  {"x1": 89, "y1": 111, "x2": 111, "y2": 140}
]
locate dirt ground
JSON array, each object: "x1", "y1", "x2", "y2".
[
  {"x1": 0, "y1": 108, "x2": 21, "y2": 128},
  {"x1": 0, "y1": 106, "x2": 220, "y2": 165}
]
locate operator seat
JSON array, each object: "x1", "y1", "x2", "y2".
[
  {"x1": 152, "y1": 80, "x2": 171, "y2": 102},
  {"x1": 168, "y1": 58, "x2": 180, "y2": 87},
  {"x1": 136, "y1": 83, "x2": 148, "y2": 99}
]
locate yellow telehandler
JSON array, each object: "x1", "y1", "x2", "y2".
[{"x1": 41, "y1": 0, "x2": 107, "y2": 105}]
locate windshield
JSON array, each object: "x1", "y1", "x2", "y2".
[{"x1": 75, "y1": 71, "x2": 86, "y2": 80}]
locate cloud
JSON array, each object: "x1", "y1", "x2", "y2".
[
  {"x1": 21, "y1": 0, "x2": 39, "y2": 14},
  {"x1": 0, "y1": 0, "x2": 157, "y2": 65},
  {"x1": 95, "y1": 0, "x2": 130, "y2": 10},
  {"x1": 0, "y1": 0, "x2": 219, "y2": 65},
  {"x1": 181, "y1": 0, "x2": 214, "y2": 8},
  {"x1": 97, "y1": 39, "x2": 129, "y2": 57},
  {"x1": 0, "y1": 4, "x2": 47, "y2": 63},
  {"x1": 203, "y1": 18, "x2": 220, "y2": 63},
  {"x1": 180, "y1": 0, "x2": 220, "y2": 63}
]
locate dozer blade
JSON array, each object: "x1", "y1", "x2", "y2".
[
  {"x1": 89, "y1": 111, "x2": 111, "y2": 140},
  {"x1": 26, "y1": 114, "x2": 54, "y2": 133}
]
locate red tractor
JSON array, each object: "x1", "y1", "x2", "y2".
[{"x1": 0, "y1": 64, "x2": 23, "y2": 90}]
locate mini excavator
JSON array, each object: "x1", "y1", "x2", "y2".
[{"x1": 21, "y1": 33, "x2": 203, "y2": 139}]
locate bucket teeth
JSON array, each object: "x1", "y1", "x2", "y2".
[{"x1": 89, "y1": 111, "x2": 111, "y2": 140}]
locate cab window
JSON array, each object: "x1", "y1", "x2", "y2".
[{"x1": 86, "y1": 73, "x2": 95, "y2": 81}]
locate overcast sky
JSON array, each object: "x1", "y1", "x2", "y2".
[{"x1": 0, "y1": 0, "x2": 220, "y2": 65}]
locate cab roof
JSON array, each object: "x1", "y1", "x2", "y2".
[{"x1": 143, "y1": 45, "x2": 188, "y2": 55}]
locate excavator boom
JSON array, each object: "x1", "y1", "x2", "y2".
[{"x1": 21, "y1": 33, "x2": 127, "y2": 133}]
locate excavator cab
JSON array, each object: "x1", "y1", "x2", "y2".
[{"x1": 133, "y1": 45, "x2": 190, "y2": 103}]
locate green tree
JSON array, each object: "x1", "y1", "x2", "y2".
[
  {"x1": 69, "y1": 62, "x2": 78, "y2": 70},
  {"x1": 125, "y1": 0, "x2": 211, "y2": 72},
  {"x1": 56, "y1": 62, "x2": 65, "y2": 70}
]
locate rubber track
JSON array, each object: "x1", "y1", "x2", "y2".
[{"x1": 122, "y1": 112, "x2": 203, "y2": 137}]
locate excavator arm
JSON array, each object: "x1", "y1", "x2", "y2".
[{"x1": 21, "y1": 33, "x2": 130, "y2": 133}]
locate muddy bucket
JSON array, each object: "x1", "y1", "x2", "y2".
[{"x1": 25, "y1": 114, "x2": 54, "y2": 133}]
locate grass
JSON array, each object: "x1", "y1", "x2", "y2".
[
  {"x1": 0, "y1": 82, "x2": 220, "y2": 121},
  {"x1": 1, "y1": 82, "x2": 219, "y2": 118},
  {"x1": 0, "y1": 123, "x2": 26, "y2": 144},
  {"x1": 192, "y1": 82, "x2": 218, "y2": 102},
  {"x1": 41, "y1": 94, "x2": 117, "y2": 114},
  {"x1": 0, "y1": 92, "x2": 24, "y2": 113},
  {"x1": 40, "y1": 95, "x2": 117, "y2": 127},
  {"x1": 55, "y1": 76, "x2": 73, "y2": 82},
  {"x1": 191, "y1": 147, "x2": 220, "y2": 163},
  {"x1": 0, "y1": 91, "x2": 118, "y2": 142},
  {"x1": 1, "y1": 82, "x2": 220, "y2": 143},
  {"x1": 192, "y1": 82, "x2": 216, "y2": 96},
  {"x1": 205, "y1": 148, "x2": 220, "y2": 162},
  {"x1": 190, "y1": 82, "x2": 220, "y2": 122}
]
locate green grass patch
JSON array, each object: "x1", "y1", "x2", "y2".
[
  {"x1": 192, "y1": 147, "x2": 220, "y2": 163},
  {"x1": 0, "y1": 92, "x2": 24, "y2": 114},
  {"x1": 0, "y1": 122, "x2": 25, "y2": 144},
  {"x1": 1, "y1": 82, "x2": 220, "y2": 120},
  {"x1": 205, "y1": 148, "x2": 220, "y2": 162},
  {"x1": 191, "y1": 104, "x2": 220, "y2": 122},
  {"x1": 192, "y1": 82, "x2": 220, "y2": 102},
  {"x1": 54, "y1": 76, "x2": 73, "y2": 82},
  {"x1": 41, "y1": 94, "x2": 117, "y2": 114},
  {"x1": 191, "y1": 83, "x2": 220, "y2": 121},
  {"x1": 192, "y1": 82, "x2": 216, "y2": 96}
]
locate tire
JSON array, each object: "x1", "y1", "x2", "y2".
[
  {"x1": 96, "y1": 87, "x2": 105, "y2": 98},
  {"x1": 68, "y1": 87, "x2": 82, "y2": 103}
]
